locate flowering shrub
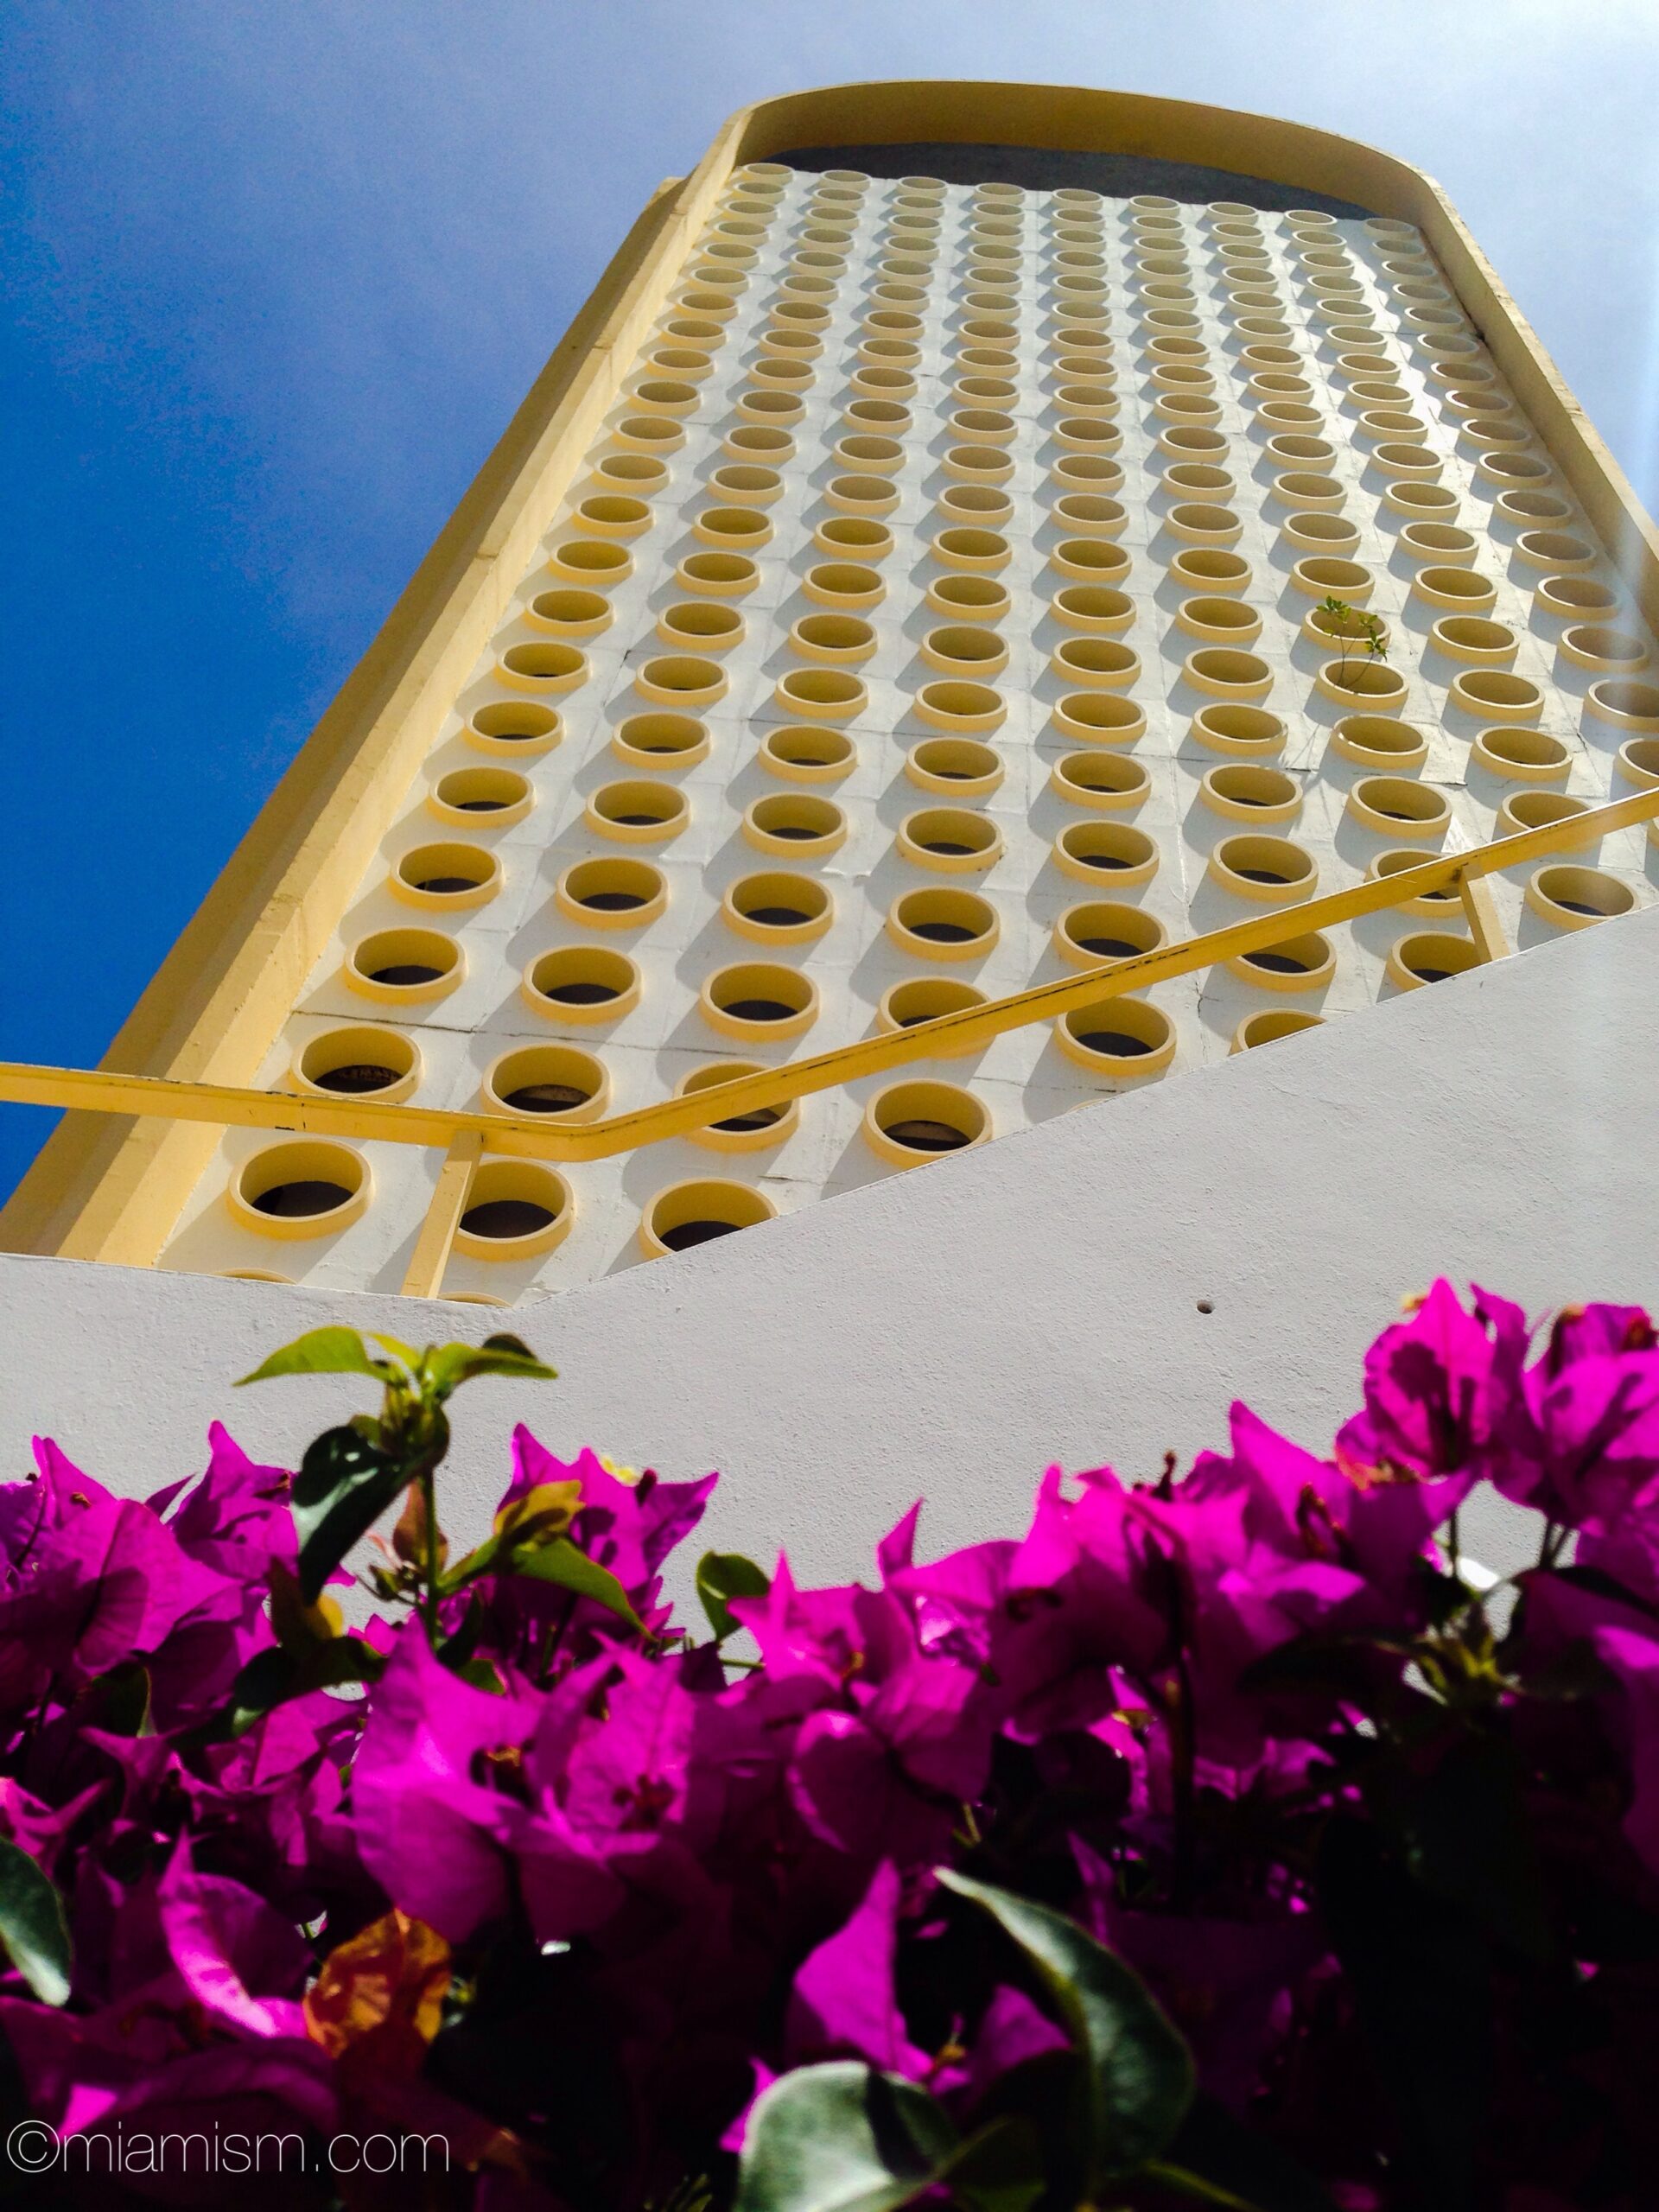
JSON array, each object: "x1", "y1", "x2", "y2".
[{"x1": 0, "y1": 1287, "x2": 1656, "y2": 2209}]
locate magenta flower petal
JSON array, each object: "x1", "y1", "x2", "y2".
[
  {"x1": 354, "y1": 1630, "x2": 540, "y2": 1941},
  {"x1": 786, "y1": 1860, "x2": 931, "y2": 2075}
]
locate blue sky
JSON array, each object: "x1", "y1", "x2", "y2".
[{"x1": 4, "y1": 0, "x2": 1658, "y2": 1206}]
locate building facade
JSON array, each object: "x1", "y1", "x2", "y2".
[{"x1": 5, "y1": 80, "x2": 1658, "y2": 1307}]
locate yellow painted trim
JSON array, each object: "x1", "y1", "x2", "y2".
[
  {"x1": 399, "y1": 1129, "x2": 482, "y2": 1298},
  {"x1": 9, "y1": 77, "x2": 1659, "y2": 1266},
  {"x1": 1, "y1": 788, "x2": 1654, "y2": 1185}
]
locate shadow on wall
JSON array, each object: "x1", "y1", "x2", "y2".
[{"x1": 766, "y1": 141, "x2": 1371, "y2": 215}]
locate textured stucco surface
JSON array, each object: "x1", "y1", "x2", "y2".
[{"x1": 3, "y1": 908, "x2": 1656, "y2": 1592}]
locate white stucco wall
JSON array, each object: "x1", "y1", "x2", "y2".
[{"x1": 4, "y1": 908, "x2": 1656, "y2": 1589}]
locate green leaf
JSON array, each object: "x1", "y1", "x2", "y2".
[
  {"x1": 367, "y1": 1332, "x2": 422, "y2": 1370},
  {"x1": 237, "y1": 1327, "x2": 393, "y2": 1387},
  {"x1": 424, "y1": 1339, "x2": 558, "y2": 1403},
  {"x1": 75, "y1": 1660, "x2": 151, "y2": 1738},
  {"x1": 512, "y1": 1536, "x2": 640, "y2": 1629},
  {"x1": 291, "y1": 1424, "x2": 405, "y2": 1601},
  {"x1": 226, "y1": 1636, "x2": 385, "y2": 1736},
  {"x1": 734, "y1": 2062, "x2": 958, "y2": 2212},
  {"x1": 940, "y1": 2119, "x2": 1044, "y2": 2212},
  {"x1": 938, "y1": 1871, "x2": 1193, "y2": 2186},
  {"x1": 697, "y1": 1549, "x2": 771, "y2": 1640},
  {"x1": 0, "y1": 1840, "x2": 72, "y2": 2006}
]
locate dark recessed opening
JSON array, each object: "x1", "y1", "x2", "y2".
[
  {"x1": 744, "y1": 904, "x2": 811, "y2": 927},
  {"x1": 576, "y1": 888, "x2": 646, "y2": 911},
  {"x1": 1234, "y1": 867, "x2": 1290, "y2": 886},
  {"x1": 1077, "y1": 935, "x2": 1141, "y2": 958},
  {"x1": 611, "y1": 810, "x2": 666, "y2": 827},
  {"x1": 883, "y1": 1119, "x2": 969, "y2": 1151},
  {"x1": 372, "y1": 963, "x2": 443, "y2": 986},
  {"x1": 461, "y1": 1198, "x2": 556, "y2": 1239},
  {"x1": 1243, "y1": 950, "x2": 1309, "y2": 974},
  {"x1": 920, "y1": 837, "x2": 975, "y2": 855},
  {"x1": 454, "y1": 797, "x2": 507, "y2": 811},
  {"x1": 660, "y1": 1217, "x2": 741, "y2": 1250},
  {"x1": 312, "y1": 1062, "x2": 400, "y2": 1095},
  {"x1": 1555, "y1": 896, "x2": 1603, "y2": 917},
  {"x1": 415, "y1": 875, "x2": 480, "y2": 895},
  {"x1": 766, "y1": 823, "x2": 819, "y2": 841},
  {"x1": 503, "y1": 1083, "x2": 590, "y2": 1114},
  {"x1": 713, "y1": 1104, "x2": 785, "y2": 1132},
  {"x1": 1077, "y1": 849, "x2": 1130, "y2": 869},
  {"x1": 1075, "y1": 1028, "x2": 1153, "y2": 1058},
  {"x1": 1408, "y1": 962, "x2": 1456, "y2": 983},
  {"x1": 909, "y1": 918, "x2": 977, "y2": 943},
  {"x1": 722, "y1": 996, "x2": 794, "y2": 1021},
  {"x1": 543, "y1": 980, "x2": 620, "y2": 1005},
  {"x1": 251, "y1": 1179, "x2": 352, "y2": 1218}
]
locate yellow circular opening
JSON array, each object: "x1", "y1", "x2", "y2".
[
  {"x1": 743, "y1": 792, "x2": 848, "y2": 853},
  {"x1": 721, "y1": 871, "x2": 834, "y2": 943},
  {"x1": 1388, "y1": 932, "x2": 1483, "y2": 989},
  {"x1": 887, "y1": 887, "x2": 999, "y2": 959},
  {"x1": 875, "y1": 977, "x2": 987, "y2": 1051},
  {"x1": 611, "y1": 712, "x2": 709, "y2": 771},
  {"x1": 346, "y1": 929, "x2": 461, "y2": 1001},
  {"x1": 293, "y1": 1026, "x2": 419, "y2": 1103},
  {"x1": 586, "y1": 779, "x2": 689, "y2": 842},
  {"x1": 1348, "y1": 777, "x2": 1451, "y2": 836},
  {"x1": 700, "y1": 962, "x2": 819, "y2": 1039},
  {"x1": 484, "y1": 1044, "x2": 609, "y2": 1121},
  {"x1": 556, "y1": 856, "x2": 667, "y2": 928},
  {"x1": 634, "y1": 654, "x2": 728, "y2": 707},
  {"x1": 229, "y1": 1140, "x2": 370, "y2": 1236},
  {"x1": 523, "y1": 946, "x2": 640, "y2": 1021},
  {"x1": 431, "y1": 766, "x2": 531, "y2": 825},
  {"x1": 454, "y1": 1163, "x2": 574, "y2": 1261},
  {"x1": 639, "y1": 1179, "x2": 778, "y2": 1259},
  {"x1": 1527, "y1": 865, "x2": 1637, "y2": 930},
  {"x1": 1058, "y1": 998, "x2": 1176, "y2": 1077},
  {"x1": 1055, "y1": 901, "x2": 1166, "y2": 967},
  {"x1": 393, "y1": 842, "x2": 500, "y2": 908},
  {"x1": 757, "y1": 725, "x2": 855, "y2": 782},
  {"x1": 1208, "y1": 836, "x2": 1318, "y2": 901},
  {"x1": 863, "y1": 1080, "x2": 990, "y2": 1166}
]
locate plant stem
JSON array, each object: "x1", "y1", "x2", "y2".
[
  {"x1": 421, "y1": 1465, "x2": 441, "y2": 1645},
  {"x1": 1166, "y1": 1658, "x2": 1198, "y2": 1909}
]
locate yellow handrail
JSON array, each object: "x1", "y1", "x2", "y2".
[{"x1": 2, "y1": 785, "x2": 1654, "y2": 1170}]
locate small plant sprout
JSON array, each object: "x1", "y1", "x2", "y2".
[{"x1": 1319, "y1": 593, "x2": 1389, "y2": 690}]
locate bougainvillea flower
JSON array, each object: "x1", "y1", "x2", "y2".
[
  {"x1": 1336, "y1": 1278, "x2": 1518, "y2": 1484},
  {"x1": 353, "y1": 1630, "x2": 541, "y2": 1940},
  {"x1": 0, "y1": 1442, "x2": 242, "y2": 1709},
  {"x1": 1498, "y1": 1340, "x2": 1659, "y2": 1535},
  {"x1": 993, "y1": 1466, "x2": 1172, "y2": 1736},
  {"x1": 157, "y1": 1843, "x2": 309, "y2": 2039},
  {"x1": 785, "y1": 1860, "x2": 931, "y2": 2075},
  {"x1": 0, "y1": 1288, "x2": 1652, "y2": 2209}
]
